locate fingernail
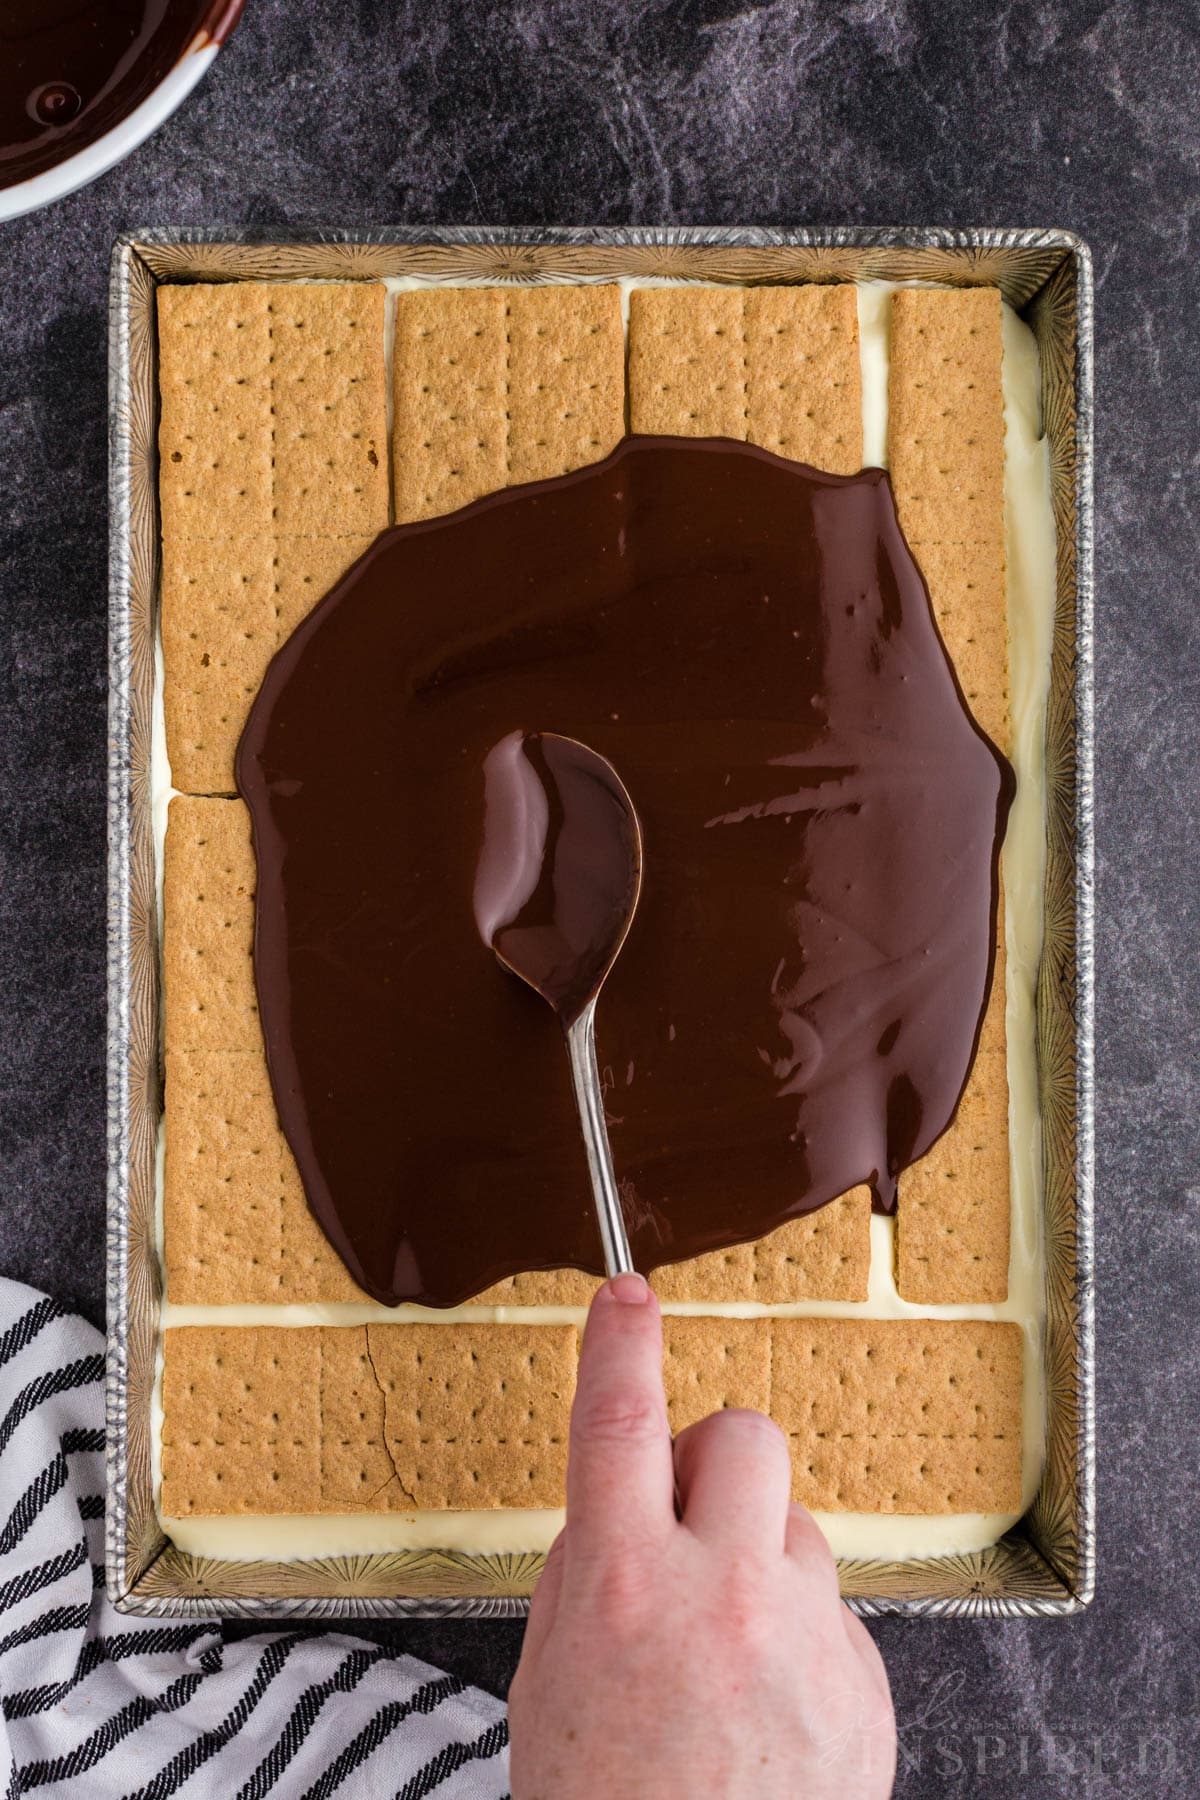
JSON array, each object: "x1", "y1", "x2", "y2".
[{"x1": 606, "y1": 1272, "x2": 650, "y2": 1305}]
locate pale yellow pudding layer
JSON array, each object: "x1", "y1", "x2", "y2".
[{"x1": 154, "y1": 275, "x2": 1053, "y2": 1564}]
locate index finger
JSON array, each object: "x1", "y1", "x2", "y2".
[{"x1": 566, "y1": 1274, "x2": 675, "y2": 1560}]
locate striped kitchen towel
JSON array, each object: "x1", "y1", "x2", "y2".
[{"x1": 0, "y1": 1278, "x2": 511, "y2": 1797}]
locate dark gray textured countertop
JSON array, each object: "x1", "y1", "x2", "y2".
[{"x1": 1, "y1": 1, "x2": 1197, "y2": 1791}]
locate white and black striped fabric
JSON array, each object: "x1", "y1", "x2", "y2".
[{"x1": 0, "y1": 1278, "x2": 512, "y2": 1798}]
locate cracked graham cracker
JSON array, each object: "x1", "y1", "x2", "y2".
[
  {"x1": 161, "y1": 1316, "x2": 1021, "y2": 1516},
  {"x1": 888, "y1": 287, "x2": 1011, "y2": 1305},
  {"x1": 627, "y1": 284, "x2": 862, "y2": 472},
  {"x1": 391, "y1": 284, "x2": 625, "y2": 523},
  {"x1": 161, "y1": 1324, "x2": 575, "y2": 1514}
]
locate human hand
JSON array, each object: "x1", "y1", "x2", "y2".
[{"x1": 509, "y1": 1274, "x2": 896, "y2": 1798}]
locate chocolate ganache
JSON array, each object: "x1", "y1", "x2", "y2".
[{"x1": 237, "y1": 437, "x2": 1014, "y2": 1309}]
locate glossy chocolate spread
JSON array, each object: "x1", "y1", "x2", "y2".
[{"x1": 237, "y1": 437, "x2": 1013, "y2": 1307}]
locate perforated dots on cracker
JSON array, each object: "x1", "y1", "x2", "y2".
[
  {"x1": 628, "y1": 284, "x2": 862, "y2": 472},
  {"x1": 392, "y1": 284, "x2": 624, "y2": 523},
  {"x1": 661, "y1": 1316, "x2": 772, "y2": 1433},
  {"x1": 652, "y1": 1189, "x2": 871, "y2": 1304},
  {"x1": 266, "y1": 284, "x2": 388, "y2": 537},
  {"x1": 158, "y1": 285, "x2": 275, "y2": 540},
  {"x1": 163, "y1": 1047, "x2": 366, "y2": 1305},
  {"x1": 162, "y1": 796, "x2": 259, "y2": 1054},
  {"x1": 771, "y1": 1317, "x2": 1023, "y2": 1514}
]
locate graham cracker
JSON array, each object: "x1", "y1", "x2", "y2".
[
  {"x1": 162, "y1": 796, "x2": 259, "y2": 1054},
  {"x1": 161, "y1": 1324, "x2": 575, "y2": 1514},
  {"x1": 158, "y1": 283, "x2": 388, "y2": 543},
  {"x1": 391, "y1": 284, "x2": 625, "y2": 523},
  {"x1": 162, "y1": 534, "x2": 374, "y2": 794},
  {"x1": 888, "y1": 286, "x2": 1006, "y2": 552},
  {"x1": 772, "y1": 1318, "x2": 1023, "y2": 1514},
  {"x1": 627, "y1": 284, "x2": 862, "y2": 472},
  {"x1": 888, "y1": 287, "x2": 1011, "y2": 1303},
  {"x1": 158, "y1": 284, "x2": 275, "y2": 541},
  {"x1": 652, "y1": 1189, "x2": 871, "y2": 1304},
  {"x1": 163, "y1": 1049, "x2": 365, "y2": 1305},
  {"x1": 896, "y1": 921, "x2": 1011, "y2": 1305},
  {"x1": 267, "y1": 284, "x2": 389, "y2": 537},
  {"x1": 661, "y1": 1316, "x2": 772, "y2": 1434},
  {"x1": 475, "y1": 1268, "x2": 602, "y2": 1308},
  {"x1": 887, "y1": 285, "x2": 1009, "y2": 753}
]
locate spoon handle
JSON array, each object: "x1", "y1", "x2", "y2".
[{"x1": 565, "y1": 997, "x2": 635, "y2": 1277}]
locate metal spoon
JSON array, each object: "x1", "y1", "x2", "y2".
[{"x1": 474, "y1": 730, "x2": 642, "y2": 1276}]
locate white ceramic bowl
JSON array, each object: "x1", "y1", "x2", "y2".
[{"x1": 0, "y1": 7, "x2": 243, "y2": 224}]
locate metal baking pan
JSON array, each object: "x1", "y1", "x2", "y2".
[{"x1": 105, "y1": 226, "x2": 1094, "y2": 1618}]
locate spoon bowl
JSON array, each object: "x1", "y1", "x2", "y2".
[{"x1": 476, "y1": 731, "x2": 643, "y2": 1275}]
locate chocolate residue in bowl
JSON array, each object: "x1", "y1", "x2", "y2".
[{"x1": 1, "y1": 0, "x2": 243, "y2": 189}]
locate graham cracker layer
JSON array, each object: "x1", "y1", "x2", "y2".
[
  {"x1": 627, "y1": 284, "x2": 862, "y2": 472},
  {"x1": 160, "y1": 274, "x2": 877, "y2": 1310},
  {"x1": 161, "y1": 1324, "x2": 575, "y2": 1514},
  {"x1": 161, "y1": 1318, "x2": 1021, "y2": 1516},
  {"x1": 158, "y1": 281, "x2": 386, "y2": 793},
  {"x1": 391, "y1": 284, "x2": 625, "y2": 523},
  {"x1": 888, "y1": 287, "x2": 1011, "y2": 1305},
  {"x1": 157, "y1": 283, "x2": 1023, "y2": 1527}
]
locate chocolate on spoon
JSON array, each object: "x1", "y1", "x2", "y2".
[{"x1": 475, "y1": 731, "x2": 642, "y2": 1275}]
